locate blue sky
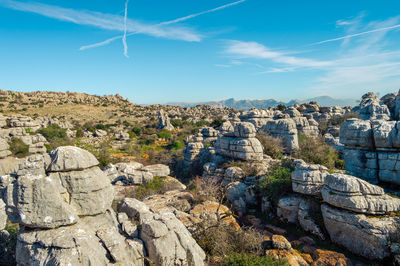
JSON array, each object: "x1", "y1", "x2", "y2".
[{"x1": 0, "y1": 0, "x2": 400, "y2": 104}]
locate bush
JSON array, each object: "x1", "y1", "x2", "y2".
[
  {"x1": 222, "y1": 252, "x2": 288, "y2": 266},
  {"x1": 256, "y1": 134, "x2": 284, "y2": 159},
  {"x1": 9, "y1": 137, "x2": 29, "y2": 157},
  {"x1": 277, "y1": 104, "x2": 286, "y2": 111},
  {"x1": 210, "y1": 118, "x2": 225, "y2": 128},
  {"x1": 295, "y1": 134, "x2": 341, "y2": 170},
  {"x1": 259, "y1": 160, "x2": 294, "y2": 208},
  {"x1": 131, "y1": 126, "x2": 142, "y2": 136},
  {"x1": 134, "y1": 176, "x2": 166, "y2": 200},
  {"x1": 157, "y1": 129, "x2": 172, "y2": 139},
  {"x1": 194, "y1": 224, "x2": 266, "y2": 260},
  {"x1": 0, "y1": 224, "x2": 18, "y2": 265},
  {"x1": 37, "y1": 124, "x2": 67, "y2": 141}
]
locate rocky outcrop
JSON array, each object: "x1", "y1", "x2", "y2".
[
  {"x1": 0, "y1": 138, "x2": 11, "y2": 159},
  {"x1": 321, "y1": 173, "x2": 400, "y2": 215},
  {"x1": 321, "y1": 203, "x2": 399, "y2": 260},
  {"x1": 340, "y1": 118, "x2": 400, "y2": 185},
  {"x1": 6, "y1": 146, "x2": 145, "y2": 265},
  {"x1": 277, "y1": 196, "x2": 325, "y2": 239},
  {"x1": 215, "y1": 122, "x2": 263, "y2": 161},
  {"x1": 352, "y1": 92, "x2": 391, "y2": 120},
  {"x1": 291, "y1": 160, "x2": 328, "y2": 196},
  {"x1": 157, "y1": 110, "x2": 174, "y2": 131},
  {"x1": 259, "y1": 119, "x2": 299, "y2": 152},
  {"x1": 118, "y1": 198, "x2": 206, "y2": 265},
  {"x1": 103, "y1": 162, "x2": 170, "y2": 185}
]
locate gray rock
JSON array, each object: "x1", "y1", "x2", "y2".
[
  {"x1": 47, "y1": 146, "x2": 99, "y2": 172},
  {"x1": 158, "y1": 110, "x2": 174, "y2": 131},
  {"x1": 322, "y1": 173, "x2": 400, "y2": 214},
  {"x1": 16, "y1": 210, "x2": 145, "y2": 266},
  {"x1": 49, "y1": 167, "x2": 114, "y2": 216},
  {"x1": 321, "y1": 203, "x2": 399, "y2": 260},
  {"x1": 260, "y1": 119, "x2": 299, "y2": 152},
  {"x1": 139, "y1": 211, "x2": 206, "y2": 266},
  {"x1": 142, "y1": 164, "x2": 170, "y2": 177},
  {"x1": 0, "y1": 198, "x2": 6, "y2": 230},
  {"x1": 291, "y1": 160, "x2": 327, "y2": 196}
]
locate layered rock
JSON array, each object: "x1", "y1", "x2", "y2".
[
  {"x1": 321, "y1": 173, "x2": 400, "y2": 215},
  {"x1": 291, "y1": 160, "x2": 328, "y2": 196},
  {"x1": 215, "y1": 122, "x2": 263, "y2": 161},
  {"x1": 157, "y1": 109, "x2": 174, "y2": 131},
  {"x1": 352, "y1": 92, "x2": 391, "y2": 120},
  {"x1": 0, "y1": 138, "x2": 11, "y2": 159},
  {"x1": 321, "y1": 203, "x2": 399, "y2": 260},
  {"x1": 340, "y1": 118, "x2": 400, "y2": 184},
  {"x1": 6, "y1": 146, "x2": 145, "y2": 265},
  {"x1": 118, "y1": 198, "x2": 206, "y2": 265},
  {"x1": 259, "y1": 119, "x2": 299, "y2": 152}
]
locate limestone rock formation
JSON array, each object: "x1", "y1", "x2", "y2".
[
  {"x1": 291, "y1": 160, "x2": 328, "y2": 196},
  {"x1": 321, "y1": 173, "x2": 400, "y2": 214},
  {"x1": 215, "y1": 122, "x2": 263, "y2": 161},
  {"x1": 118, "y1": 198, "x2": 206, "y2": 265},
  {"x1": 352, "y1": 92, "x2": 391, "y2": 120},
  {"x1": 321, "y1": 203, "x2": 399, "y2": 260},
  {"x1": 259, "y1": 119, "x2": 299, "y2": 152},
  {"x1": 157, "y1": 110, "x2": 174, "y2": 131},
  {"x1": 6, "y1": 146, "x2": 145, "y2": 265}
]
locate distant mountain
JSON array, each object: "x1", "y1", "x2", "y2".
[{"x1": 166, "y1": 96, "x2": 356, "y2": 110}]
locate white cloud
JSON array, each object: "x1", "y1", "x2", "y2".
[
  {"x1": 122, "y1": 0, "x2": 129, "y2": 58},
  {"x1": 0, "y1": 0, "x2": 202, "y2": 42},
  {"x1": 225, "y1": 40, "x2": 332, "y2": 67},
  {"x1": 80, "y1": 0, "x2": 246, "y2": 51}
]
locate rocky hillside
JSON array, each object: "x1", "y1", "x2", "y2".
[{"x1": 0, "y1": 89, "x2": 399, "y2": 265}]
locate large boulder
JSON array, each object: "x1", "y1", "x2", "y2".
[
  {"x1": 322, "y1": 173, "x2": 400, "y2": 214},
  {"x1": 260, "y1": 119, "x2": 299, "y2": 152},
  {"x1": 321, "y1": 204, "x2": 399, "y2": 260},
  {"x1": 47, "y1": 146, "x2": 99, "y2": 172},
  {"x1": 16, "y1": 210, "x2": 145, "y2": 266},
  {"x1": 291, "y1": 160, "x2": 327, "y2": 196},
  {"x1": 118, "y1": 198, "x2": 206, "y2": 265}
]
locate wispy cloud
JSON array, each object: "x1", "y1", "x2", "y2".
[
  {"x1": 159, "y1": 0, "x2": 245, "y2": 26},
  {"x1": 313, "y1": 13, "x2": 400, "y2": 45},
  {"x1": 225, "y1": 40, "x2": 332, "y2": 67},
  {"x1": 122, "y1": 0, "x2": 129, "y2": 58},
  {"x1": 80, "y1": 0, "x2": 247, "y2": 52},
  {"x1": 0, "y1": 0, "x2": 202, "y2": 42},
  {"x1": 222, "y1": 14, "x2": 400, "y2": 98}
]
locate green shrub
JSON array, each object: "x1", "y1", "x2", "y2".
[
  {"x1": 131, "y1": 126, "x2": 142, "y2": 136},
  {"x1": 277, "y1": 104, "x2": 286, "y2": 111},
  {"x1": 75, "y1": 128, "x2": 84, "y2": 138},
  {"x1": 259, "y1": 160, "x2": 294, "y2": 207},
  {"x1": 222, "y1": 253, "x2": 288, "y2": 266},
  {"x1": 157, "y1": 129, "x2": 172, "y2": 139},
  {"x1": 0, "y1": 224, "x2": 18, "y2": 265},
  {"x1": 171, "y1": 119, "x2": 183, "y2": 128},
  {"x1": 135, "y1": 176, "x2": 165, "y2": 199},
  {"x1": 210, "y1": 118, "x2": 225, "y2": 128},
  {"x1": 295, "y1": 134, "x2": 341, "y2": 170},
  {"x1": 256, "y1": 134, "x2": 284, "y2": 159},
  {"x1": 38, "y1": 124, "x2": 67, "y2": 141},
  {"x1": 9, "y1": 137, "x2": 29, "y2": 157}
]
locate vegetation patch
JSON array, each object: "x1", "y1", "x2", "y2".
[{"x1": 9, "y1": 137, "x2": 29, "y2": 157}]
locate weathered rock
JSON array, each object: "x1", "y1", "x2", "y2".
[
  {"x1": 0, "y1": 198, "x2": 6, "y2": 230},
  {"x1": 271, "y1": 235, "x2": 291, "y2": 250},
  {"x1": 49, "y1": 167, "x2": 114, "y2": 216},
  {"x1": 142, "y1": 164, "x2": 170, "y2": 177},
  {"x1": 47, "y1": 146, "x2": 99, "y2": 172},
  {"x1": 215, "y1": 122, "x2": 263, "y2": 161},
  {"x1": 291, "y1": 160, "x2": 327, "y2": 196},
  {"x1": 353, "y1": 92, "x2": 390, "y2": 120},
  {"x1": 321, "y1": 203, "x2": 398, "y2": 260},
  {"x1": 339, "y1": 119, "x2": 373, "y2": 149},
  {"x1": 16, "y1": 174, "x2": 78, "y2": 229},
  {"x1": 322, "y1": 173, "x2": 400, "y2": 214},
  {"x1": 16, "y1": 210, "x2": 145, "y2": 266},
  {"x1": 157, "y1": 109, "x2": 174, "y2": 131},
  {"x1": 260, "y1": 119, "x2": 299, "y2": 152}
]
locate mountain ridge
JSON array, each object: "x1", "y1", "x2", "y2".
[{"x1": 166, "y1": 96, "x2": 357, "y2": 110}]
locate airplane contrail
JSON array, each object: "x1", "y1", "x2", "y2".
[
  {"x1": 122, "y1": 0, "x2": 129, "y2": 58},
  {"x1": 312, "y1": 24, "x2": 400, "y2": 45},
  {"x1": 79, "y1": 0, "x2": 246, "y2": 52}
]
